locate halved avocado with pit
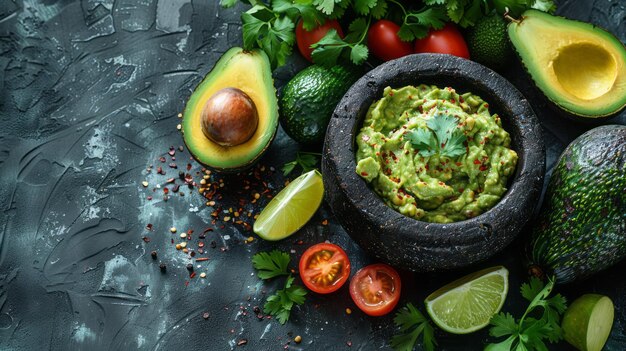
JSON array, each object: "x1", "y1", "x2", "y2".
[
  {"x1": 182, "y1": 47, "x2": 278, "y2": 172},
  {"x1": 508, "y1": 10, "x2": 626, "y2": 119}
]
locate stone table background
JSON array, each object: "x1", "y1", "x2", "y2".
[{"x1": 0, "y1": 0, "x2": 624, "y2": 350}]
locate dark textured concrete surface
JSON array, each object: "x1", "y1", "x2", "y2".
[{"x1": 0, "y1": 0, "x2": 624, "y2": 350}]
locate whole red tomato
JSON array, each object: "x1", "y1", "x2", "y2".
[
  {"x1": 296, "y1": 19, "x2": 344, "y2": 62},
  {"x1": 367, "y1": 20, "x2": 413, "y2": 61},
  {"x1": 414, "y1": 23, "x2": 470, "y2": 59}
]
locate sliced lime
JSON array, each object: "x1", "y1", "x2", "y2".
[
  {"x1": 253, "y1": 169, "x2": 324, "y2": 241},
  {"x1": 425, "y1": 266, "x2": 509, "y2": 334},
  {"x1": 562, "y1": 294, "x2": 614, "y2": 351}
]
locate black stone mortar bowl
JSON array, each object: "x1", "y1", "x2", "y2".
[{"x1": 322, "y1": 54, "x2": 545, "y2": 272}]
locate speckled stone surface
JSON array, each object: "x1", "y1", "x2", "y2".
[
  {"x1": 323, "y1": 54, "x2": 545, "y2": 271},
  {"x1": 0, "y1": 0, "x2": 624, "y2": 350}
]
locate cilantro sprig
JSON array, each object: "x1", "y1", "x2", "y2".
[
  {"x1": 408, "y1": 113, "x2": 467, "y2": 158},
  {"x1": 391, "y1": 303, "x2": 437, "y2": 351},
  {"x1": 311, "y1": 17, "x2": 371, "y2": 66},
  {"x1": 252, "y1": 250, "x2": 307, "y2": 324},
  {"x1": 282, "y1": 151, "x2": 320, "y2": 176},
  {"x1": 485, "y1": 277, "x2": 567, "y2": 351}
]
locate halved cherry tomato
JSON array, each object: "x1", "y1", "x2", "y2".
[
  {"x1": 299, "y1": 243, "x2": 351, "y2": 294},
  {"x1": 367, "y1": 20, "x2": 413, "y2": 61},
  {"x1": 296, "y1": 19, "x2": 344, "y2": 62},
  {"x1": 349, "y1": 263, "x2": 401, "y2": 316},
  {"x1": 414, "y1": 23, "x2": 470, "y2": 59}
]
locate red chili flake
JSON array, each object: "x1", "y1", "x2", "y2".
[
  {"x1": 479, "y1": 165, "x2": 488, "y2": 171},
  {"x1": 346, "y1": 341, "x2": 353, "y2": 347},
  {"x1": 168, "y1": 163, "x2": 177, "y2": 169},
  {"x1": 187, "y1": 163, "x2": 192, "y2": 171},
  {"x1": 388, "y1": 91, "x2": 394, "y2": 96},
  {"x1": 455, "y1": 162, "x2": 463, "y2": 167},
  {"x1": 425, "y1": 164, "x2": 429, "y2": 170},
  {"x1": 157, "y1": 166, "x2": 165, "y2": 175},
  {"x1": 159, "y1": 156, "x2": 166, "y2": 163},
  {"x1": 473, "y1": 159, "x2": 482, "y2": 165},
  {"x1": 142, "y1": 236, "x2": 150, "y2": 243},
  {"x1": 163, "y1": 188, "x2": 169, "y2": 194},
  {"x1": 321, "y1": 219, "x2": 328, "y2": 226},
  {"x1": 397, "y1": 194, "x2": 403, "y2": 200},
  {"x1": 484, "y1": 103, "x2": 489, "y2": 108},
  {"x1": 190, "y1": 272, "x2": 196, "y2": 279},
  {"x1": 438, "y1": 181, "x2": 444, "y2": 186},
  {"x1": 198, "y1": 242, "x2": 205, "y2": 248},
  {"x1": 198, "y1": 248, "x2": 204, "y2": 254},
  {"x1": 146, "y1": 223, "x2": 153, "y2": 230},
  {"x1": 166, "y1": 177, "x2": 175, "y2": 183},
  {"x1": 147, "y1": 196, "x2": 152, "y2": 200},
  {"x1": 237, "y1": 339, "x2": 248, "y2": 346},
  {"x1": 168, "y1": 149, "x2": 175, "y2": 156},
  {"x1": 185, "y1": 281, "x2": 189, "y2": 287},
  {"x1": 450, "y1": 99, "x2": 456, "y2": 104},
  {"x1": 172, "y1": 185, "x2": 180, "y2": 193},
  {"x1": 360, "y1": 172, "x2": 368, "y2": 177},
  {"x1": 459, "y1": 96, "x2": 465, "y2": 103}
]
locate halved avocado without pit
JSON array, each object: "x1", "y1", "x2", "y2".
[
  {"x1": 508, "y1": 10, "x2": 626, "y2": 119},
  {"x1": 182, "y1": 47, "x2": 279, "y2": 172}
]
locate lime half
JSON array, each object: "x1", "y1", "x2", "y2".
[
  {"x1": 562, "y1": 294, "x2": 614, "y2": 351},
  {"x1": 253, "y1": 169, "x2": 324, "y2": 241},
  {"x1": 425, "y1": 266, "x2": 509, "y2": 334}
]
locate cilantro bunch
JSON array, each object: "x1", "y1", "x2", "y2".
[
  {"x1": 485, "y1": 277, "x2": 567, "y2": 351},
  {"x1": 220, "y1": 0, "x2": 555, "y2": 68},
  {"x1": 391, "y1": 303, "x2": 437, "y2": 351},
  {"x1": 252, "y1": 250, "x2": 307, "y2": 324}
]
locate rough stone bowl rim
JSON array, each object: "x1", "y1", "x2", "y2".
[{"x1": 323, "y1": 53, "x2": 545, "y2": 247}]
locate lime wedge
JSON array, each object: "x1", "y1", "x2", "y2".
[
  {"x1": 425, "y1": 266, "x2": 509, "y2": 334},
  {"x1": 253, "y1": 169, "x2": 324, "y2": 241},
  {"x1": 562, "y1": 294, "x2": 614, "y2": 351}
]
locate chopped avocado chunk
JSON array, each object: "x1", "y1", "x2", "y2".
[
  {"x1": 508, "y1": 10, "x2": 626, "y2": 118},
  {"x1": 182, "y1": 47, "x2": 278, "y2": 172}
]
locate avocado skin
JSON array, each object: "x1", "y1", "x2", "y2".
[
  {"x1": 529, "y1": 125, "x2": 626, "y2": 284},
  {"x1": 322, "y1": 54, "x2": 545, "y2": 271},
  {"x1": 279, "y1": 65, "x2": 360, "y2": 145},
  {"x1": 467, "y1": 13, "x2": 512, "y2": 72}
]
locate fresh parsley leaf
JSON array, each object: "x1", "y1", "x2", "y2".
[
  {"x1": 391, "y1": 303, "x2": 436, "y2": 351},
  {"x1": 408, "y1": 127, "x2": 437, "y2": 157},
  {"x1": 220, "y1": 0, "x2": 239, "y2": 8},
  {"x1": 311, "y1": 16, "x2": 370, "y2": 66},
  {"x1": 354, "y1": 0, "x2": 378, "y2": 15},
  {"x1": 409, "y1": 113, "x2": 466, "y2": 158},
  {"x1": 313, "y1": 0, "x2": 339, "y2": 15},
  {"x1": 263, "y1": 275, "x2": 307, "y2": 324},
  {"x1": 521, "y1": 276, "x2": 545, "y2": 302},
  {"x1": 272, "y1": 0, "x2": 325, "y2": 31},
  {"x1": 252, "y1": 250, "x2": 291, "y2": 279},
  {"x1": 282, "y1": 152, "x2": 320, "y2": 176},
  {"x1": 486, "y1": 277, "x2": 567, "y2": 351}
]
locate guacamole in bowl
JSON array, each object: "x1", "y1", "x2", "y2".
[
  {"x1": 322, "y1": 54, "x2": 544, "y2": 271},
  {"x1": 355, "y1": 85, "x2": 518, "y2": 223}
]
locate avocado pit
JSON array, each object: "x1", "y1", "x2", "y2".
[{"x1": 201, "y1": 87, "x2": 259, "y2": 147}]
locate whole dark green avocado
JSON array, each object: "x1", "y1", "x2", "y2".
[
  {"x1": 279, "y1": 65, "x2": 360, "y2": 145},
  {"x1": 528, "y1": 125, "x2": 626, "y2": 284}
]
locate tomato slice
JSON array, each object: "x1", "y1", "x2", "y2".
[
  {"x1": 299, "y1": 243, "x2": 351, "y2": 294},
  {"x1": 349, "y1": 263, "x2": 401, "y2": 316}
]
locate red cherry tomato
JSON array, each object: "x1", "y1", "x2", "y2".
[
  {"x1": 296, "y1": 19, "x2": 344, "y2": 62},
  {"x1": 349, "y1": 263, "x2": 401, "y2": 316},
  {"x1": 414, "y1": 23, "x2": 470, "y2": 59},
  {"x1": 367, "y1": 20, "x2": 413, "y2": 61},
  {"x1": 299, "y1": 243, "x2": 351, "y2": 294}
]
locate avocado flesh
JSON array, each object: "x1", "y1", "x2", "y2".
[
  {"x1": 508, "y1": 10, "x2": 626, "y2": 118},
  {"x1": 182, "y1": 47, "x2": 278, "y2": 171}
]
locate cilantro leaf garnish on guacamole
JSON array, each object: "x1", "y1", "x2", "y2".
[{"x1": 408, "y1": 113, "x2": 467, "y2": 158}]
